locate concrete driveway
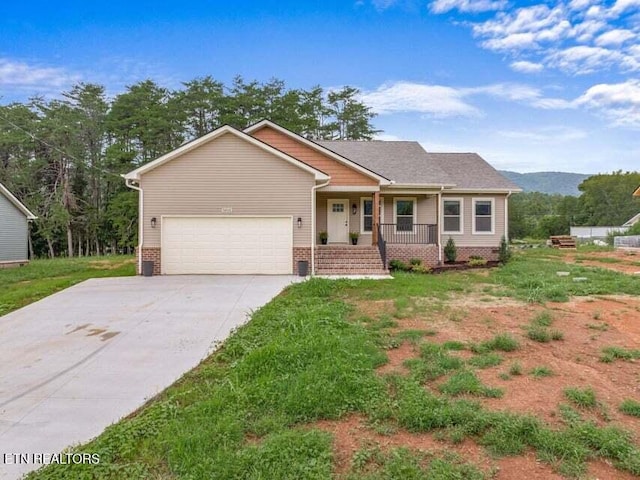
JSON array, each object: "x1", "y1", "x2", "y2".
[{"x1": 0, "y1": 275, "x2": 298, "y2": 479}]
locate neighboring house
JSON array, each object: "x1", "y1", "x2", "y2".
[
  {"x1": 124, "y1": 120, "x2": 521, "y2": 275},
  {"x1": 570, "y1": 213, "x2": 639, "y2": 240},
  {"x1": 0, "y1": 182, "x2": 36, "y2": 267},
  {"x1": 634, "y1": 185, "x2": 640, "y2": 197}
]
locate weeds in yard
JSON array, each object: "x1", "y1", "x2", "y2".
[
  {"x1": 587, "y1": 322, "x2": 609, "y2": 331},
  {"x1": 619, "y1": 399, "x2": 640, "y2": 418},
  {"x1": 509, "y1": 362, "x2": 523, "y2": 376},
  {"x1": 394, "y1": 329, "x2": 436, "y2": 344},
  {"x1": 600, "y1": 346, "x2": 640, "y2": 363},
  {"x1": 438, "y1": 370, "x2": 503, "y2": 398},
  {"x1": 564, "y1": 387, "x2": 597, "y2": 409},
  {"x1": 527, "y1": 327, "x2": 552, "y2": 343},
  {"x1": 468, "y1": 352, "x2": 503, "y2": 369},
  {"x1": 530, "y1": 366, "x2": 554, "y2": 378},
  {"x1": 471, "y1": 333, "x2": 519, "y2": 353}
]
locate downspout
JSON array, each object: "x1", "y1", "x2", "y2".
[
  {"x1": 123, "y1": 176, "x2": 143, "y2": 275},
  {"x1": 311, "y1": 180, "x2": 330, "y2": 276},
  {"x1": 437, "y1": 186, "x2": 444, "y2": 264},
  {"x1": 505, "y1": 190, "x2": 513, "y2": 243}
]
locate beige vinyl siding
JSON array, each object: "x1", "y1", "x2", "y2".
[
  {"x1": 441, "y1": 194, "x2": 506, "y2": 247},
  {"x1": 315, "y1": 193, "x2": 436, "y2": 244},
  {"x1": 140, "y1": 133, "x2": 315, "y2": 248}
]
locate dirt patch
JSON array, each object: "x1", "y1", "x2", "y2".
[
  {"x1": 376, "y1": 342, "x2": 415, "y2": 375},
  {"x1": 356, "y1": 292, "x2": 640, "y2": 475},
  {"x1": 563, "y1": 249, "x2": 640, "y2": 275},
  {"x1": 312, "y1": 415, "x2": 566, "y2": 479}
]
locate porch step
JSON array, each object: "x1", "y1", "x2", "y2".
[{"x1": 315, "y1": 246, "x2": 388, "y2": 275}]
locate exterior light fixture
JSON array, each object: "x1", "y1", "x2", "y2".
[
  {"x1": 151, "y1": 217, "x2": 157, "y2": 228},
  {"x1": 297, "y1": 217, "x2": 302, "y2": 228},
  {"x1": 352, "y1": 204, "x2": 357, "y2": 215}
]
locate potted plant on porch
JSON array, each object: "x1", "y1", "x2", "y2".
[
  {"x1": 319, "y1": 231, "x2": 328, "y2": 245},
  {"x1": 349, "y1": 232, "x2": 359, "y2": 245}
]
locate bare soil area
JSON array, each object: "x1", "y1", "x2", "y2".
[{"x1": 331, "y1": 291, "x2": 640, "y2": 479}]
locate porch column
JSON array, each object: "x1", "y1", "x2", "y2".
[{"x1": 372, "y1": 191, "x2": 380, "y2": 245}]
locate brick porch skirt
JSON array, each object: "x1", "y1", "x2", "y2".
[
  {"x1": 293, "y1": 247, "x2": 312, "y2": 275},
  {"x1": 385, "y1": 244, "x2": 498, "y2": 268}
]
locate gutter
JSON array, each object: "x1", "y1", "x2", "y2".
[
  {"x1": 505, "y1": 190, "x2": 513, "y2": 243},
  {"x1": 310, "y1": 180, "x2": 331, "y2": 276},
  {"x1": 123, "y1": 176, "x2": 143, "y2": 275},
  {"x1": 437, "y1": 186, "x2": 444, "y2": 264}
]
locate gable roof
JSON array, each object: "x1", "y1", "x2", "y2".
[
  {"x1": 0, "y1": 182, "x2": 36, "y2": 219},
  {"x1": 244, "y1": 120, "x2": 391, "y2": 184},
  {"x1": 317, "y1": 141, "x2": 521, "y2": 192},
  {"x1": 623, "y1": 212, "x2": 640, "y2": 227},
  {"x1": 634, "y1": 185, "x2": 640, "y2": 197},
  {"x1": 124, "y1": 124, "x2": 330, "y2": 182},
  {"x1": 316, "y1": 140, "x2": 454, "y2": 187},
  {"x1": 426, "y1": 152, "x2": 521, "y2": 191}
]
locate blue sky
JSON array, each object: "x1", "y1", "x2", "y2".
[{"x1": 1, "y1": 0, "x2": 639, "y2": 174}]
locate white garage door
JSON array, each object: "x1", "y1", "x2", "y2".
[{"x1": 161, "y1": 216, "x2": 293, "y2": 274}]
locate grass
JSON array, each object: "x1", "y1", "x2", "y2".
[
  {"x1": 564, "y1": 387, "x2": 598, "y2": 409},
  {"x1": 471, "y1": 333, "x2": 520, "y2": 353},
  {"x1": 530, "y1": 366, "x2": 554, "y2": 378},
  {"x1": 0, "y1": 256, "x2": 135, "y2": 316},
  {"x1": 599, "y1": 346, "x2": 640, "y2": 363},
  {"x1": 468, "y1": 352, "x2": 504, "y2": 369},
  {"x1": 527, "y1": 327, "x2": 552, "y2": 343},
  {"x1": 26, "y1": 249, "x2": 640, "y2": 479},
  {"x1": 619, "y1": 399, "x2": 640, "y2": 418}
]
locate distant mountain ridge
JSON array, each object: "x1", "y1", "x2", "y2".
[{"x1": 499, "y1": 171, "x2": 591, "y2": 196}]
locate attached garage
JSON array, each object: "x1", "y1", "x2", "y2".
[{"x1": 161, "y1": 216, "x2": 293, "y2": 275}]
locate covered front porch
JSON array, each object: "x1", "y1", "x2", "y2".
[{"x1": 313, "y1": 189, "x2": 442, "y2": 273}]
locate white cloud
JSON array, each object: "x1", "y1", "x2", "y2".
[
  {"x1": 442, "y1": 1, "x2": 640, "y2": 75},
  {"x1": 595, "y1": 28, "x2": 636, "y2": 46},
  {"x1": 510, "y1": 60, "x2": 544, "y2": 73},
  {"x1": 497, "y1": 126, "x2": 587, "y2": 142},
  {"x1": 430, "y1": 0, "x2": 506, "y2": 14},
  {"x1": 574, "y1": 79, "x2": 640, "y2": 127},
  {"x1": 361, "y1": 81, "x2": 573, "y2": 117},
  {"x1": 0, "y1": 58, "x2": 79, "y2": 89},
  {"x1": 360, "y1": 82, "x2": 479, "y2": 117},
  {"x1": 546, "y1": 46, "x2": 631, "y2": 74},
  {"x1": 610, "y1": 0, "x2": 640, "y2": 16}
]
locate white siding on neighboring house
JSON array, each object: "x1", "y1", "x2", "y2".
[
  {"x1": 140, "y1": 132, "x2": 315, "y2": 248},
  {"x1": 0, "y1": 193, "x2": 29, "y2": 262}
]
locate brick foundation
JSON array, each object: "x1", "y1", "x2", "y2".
[
  {"x1": 386, "y1": 244, "x2": 439, "y2": 268},
  {"x1": 455, "y1": 246, "x2": 499, "y2": 262},
  {"x1": 385, "y1": 244, "x2": 499, "y2": 268},
  {"x1": 136, "y1": 247, "x2": 161, "y2": 275},
  {"x1": 293, "y1": 247, "x2": 312, "y2": 275}
]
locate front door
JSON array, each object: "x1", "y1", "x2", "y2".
[{"x1": 327, "y1": 199, "x2": 349, "y2": 243}]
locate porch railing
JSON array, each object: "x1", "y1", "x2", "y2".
[
  {"x1": 377, "y1": 224, "x2": 387, "y2": 267},
  {"x1": 379, "y1": 223, "x2": 437, "y2": 244}
]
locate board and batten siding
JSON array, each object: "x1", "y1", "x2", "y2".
[
  {"x1": 441, "y1": 194, "x2": 507, "y2": 247},
  {"x1": 0, "y1": 193, "x2": 28, "y2": 262},
  {"x1": 251, "y1": 126, "x2": 378, "y2": 187},
  {"x1": 140, "y1": 133, "x2": 315, "y2": 248}
]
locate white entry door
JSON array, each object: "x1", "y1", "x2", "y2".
[{"x1": 327, "y1": 199, "x2": 349, "y2": 243}]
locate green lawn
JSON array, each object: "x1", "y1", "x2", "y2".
[
  {"x1": 0, "y1": 256, "x2": 135, "y2": 316},
  {"x1": 24, "y1": 248, "x2": 640, "y2": 479}
]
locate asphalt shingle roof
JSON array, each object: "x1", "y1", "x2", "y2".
[{"x1": 316, "y1": 140, "x2": 520, "y2": 190}]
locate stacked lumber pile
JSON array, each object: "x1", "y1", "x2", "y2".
[{"x1": 550, "y1": 235, "x2": 577, "y2": 249}]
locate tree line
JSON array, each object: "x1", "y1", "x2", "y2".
[
  {"x1": 0, "y1": 77, "x2": 378, "y2": 258},
  {"x1": 509, "y1": 171, "x2": 640, "y2": 240}
]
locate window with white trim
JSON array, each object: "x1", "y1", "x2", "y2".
[
  {"x1": 443, "y1": 199, "x2": 462, "y2": 234},
  {"x1": 394, "y1": 198, "x2": 416, "y2": 232},
  {"x1": 360, "y1": 197, "x2": 384, "y2": 233},
  {"x1": 473, "y1": 198, "x2": 494, "y2": 234}
]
